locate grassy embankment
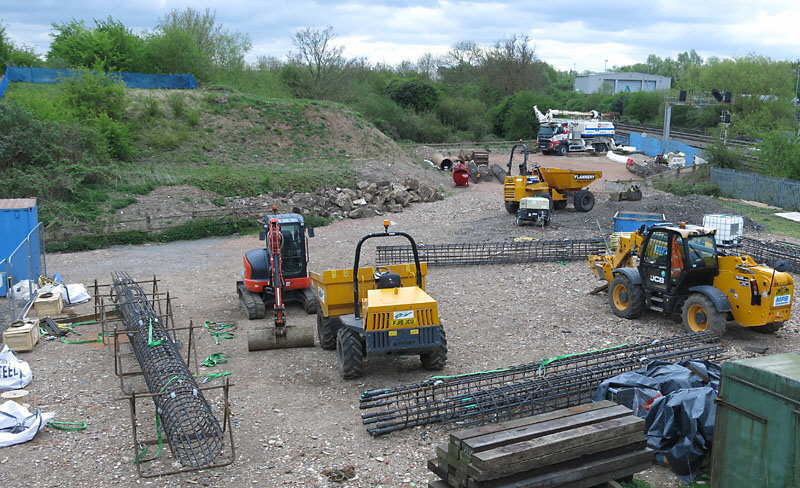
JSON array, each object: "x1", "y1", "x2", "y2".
[{"x1": 2, "y1": 81, "x2": 400, "y2": 250}]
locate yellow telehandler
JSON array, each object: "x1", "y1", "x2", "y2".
[{"x1": 588, "y1": 223, "x2": 794, "y2": 334}]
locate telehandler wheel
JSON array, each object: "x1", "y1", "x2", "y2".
[
  {"x1": 681, "y1": 294, "x2": 727, "y2": 335},
  {"x1": 574, "y1": 190, "x2": 595, "y2": 212},
  {"x1": 553, "y1": 200, "x2": 568, "y2": 210},
  {"x1": 515, "y1": 215, "x2": 524, "y2": 226},
  {"x1": 337, "y1": 327, "x2": 365, "y2": 379},
  {"x1": 317, "y1": 313, "x2": 343, "y2": 350},
  {"x1": 504, "y1": 201, "x2": 519, "y2": 214},
  {"x1": 421, "y1": 329, "x2": 448, "y2": 370},
  {"x1": 608, "y1": 275, "x2": 644, "y2": 319},
  {"x1": 751, "y1": 321, "x2": 785, "y2": 334}
]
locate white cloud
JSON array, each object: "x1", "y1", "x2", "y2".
[{"x1": 2, "y1": 0, "x2": 799, "y2": 70}]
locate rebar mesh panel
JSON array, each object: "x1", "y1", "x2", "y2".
[
  {"x1": 112, "y1": 272, "x2": 223, "y2": 467},
  {"x1": 360, "y1": 332, "x2": 722, "y2": 436},
  {"x1": 376, "y1": 239, "x2": 607, "y2": 267},
  {"x1": 737, "y1": 237, "x2": 800, "y2": 274}
]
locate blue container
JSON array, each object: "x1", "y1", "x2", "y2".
[
  {"x1": 0, "y1": 199, "x2": 40, "y2": 296},
  {"x1": 612, "y1": 211, "x2": 666, "y2": 232}
]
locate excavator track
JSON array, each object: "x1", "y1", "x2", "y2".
[{"x1": 237, "y1": 281, "x2": 266, "y2": 319}]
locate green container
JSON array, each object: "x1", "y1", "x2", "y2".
[{"x1": 711, "y1": 353, "x2": 800, "y2": 488}]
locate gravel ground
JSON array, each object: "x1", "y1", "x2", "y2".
[{"x1": 3, "y1": 163, "x2": 799, "y2": 488}]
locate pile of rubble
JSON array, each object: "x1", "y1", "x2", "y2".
[{"x1": 232, "y1": 177, "x2": 445, "y2": 220}]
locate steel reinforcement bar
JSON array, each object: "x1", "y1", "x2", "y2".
[
  {"x1": 360, "y1": 332, "x2": 722, "y2": 436},
  {"x1": 376, "y1": 238, "x2": 607, "y2": 267},
  {"x1": 738, "y1": 237, "x2": 800, "y2": 274},
  {"x1": 112, "y1": 271, "x2": 223, "y2": 467}
]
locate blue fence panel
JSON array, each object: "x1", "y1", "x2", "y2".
[
  {"x1": 627, "y1": 132, "x2": 699, "y2": 165},
  {"x1": 2, "y1": 66, "x2": 197, "y2": 95},
  {"x1": 0, "y1": 75, "x2": 8, "y2": 98},
  {"x1": 118, "y1": 71, "x2": 198, "y2": 89}
]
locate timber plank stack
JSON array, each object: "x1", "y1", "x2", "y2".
[{"x1": 427, "y1": 400, "x2": 653, "y2": 488}]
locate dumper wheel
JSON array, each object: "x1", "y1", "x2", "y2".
[
  {"x1": 337, "y1": 328, "x2": 365, "y2": 379},
  {"x1": 553, "y1": 200, "x2": 567, "y2": 210},
  {"x1": 574, "y1": 190, "x2": 595, "y2": 212},
  {"x1": 421, "y1": 329, "x2": 447, "y2": 370},
  {"x1": 751, "y1": 321, "x2": 785, "y2": 334},
  {"x1": 608, "y1": 275, "x2": 644, "y2": 319},
  {"x1": 504, "y1": 201, "x2": 519, "y2": 214},
  {"x1": 317, "y1": 313, "x2": 343, "y2": 350},
  {"x1": 681, "y1": 294, "x2": 727, "y2": 335},
  {"x1": 302, "y1": 288, "x2": 318, "y2": 314}
]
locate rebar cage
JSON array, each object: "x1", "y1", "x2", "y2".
[
  {"x1": 376, "y1": 239, "x2": 607, "y2": 267},
  {"x1": 360, "y1": 332, "x2": 723, "y2": 436},
  {"x1": 737, "y1": 237, "x2": 800, "y2": 274},
  {"x1": 109, "y1": 272, "x2": 232, "y2": 474}
]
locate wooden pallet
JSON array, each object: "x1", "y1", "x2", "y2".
[{"x1": 427, "y1": 401, "x2": 653, "y2": 488}]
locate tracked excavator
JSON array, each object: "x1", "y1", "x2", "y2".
[
  {"x1": 588, "y1": 223, "x2": 794, "y2": 334},
  {"x1": 238, "y1": 210, "x2": 317, "y2": 350}
]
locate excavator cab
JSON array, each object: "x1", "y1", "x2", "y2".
[{"x1": 237, "y1": 213, "x2": 317, "y2": 320}]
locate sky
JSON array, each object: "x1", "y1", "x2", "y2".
[{"x1": 2, "y1": 1, "x2": 799, "y2": 72}]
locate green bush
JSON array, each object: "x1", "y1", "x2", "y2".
[
  {"x1": 93, "y1": 113, "x2": 135, "y2": 160},
  {"x1": 140, "y1": 96, "x2": 163, "y2": 119},
  {"x1": 655, "y1": 179, "x2": 720, "y2": 197},
  {"x1": 385, "y1": 78, "x2": 440, "y2": 112},
  {"x1": 166, "y1": 93, "x2": 187, "y2": 118},
  {"x1": 185, "y1": 108, "x2": 200, "y2": 126},
  {"x1": 704, "y1": 143, "x2": 741, "y2": 169},
  {"x1": 0, "y1": 102, "x2": 107, "y2": 170},
  {"x1": 757, "y1": 131, "x2": 800, "y2": 180},
  {"x1": 621, "y1": 91, "x2": 662, "y2": 124},
  {"x1": 436, "y1": 96, "x2": 489, "y2": 139},
  {"x1": 61, "y1": 70, "x2": 127, "y2": 120}
]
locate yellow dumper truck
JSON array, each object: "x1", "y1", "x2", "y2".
[
  {"x1": 503, "y1": 144, "x2": 603, "y2": 214},
  {"x1": 312, "y1": 222, "x2": 447, "y2": 379}
]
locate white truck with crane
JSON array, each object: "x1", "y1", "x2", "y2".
[{"x1": 534, "y1": 106, "x2": 617, "y2": 155}]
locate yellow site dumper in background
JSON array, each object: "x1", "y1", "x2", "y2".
[
  {"x1": 502, "y1": 144, "x2": 603, "y2": 214},
  {"x1": 311, "y1": 221, "x2": 446, "y2": 379}
]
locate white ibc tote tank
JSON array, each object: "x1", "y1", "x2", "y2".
[{"x1": 702, "y1": 214, "x2": 744, "y2": 245}]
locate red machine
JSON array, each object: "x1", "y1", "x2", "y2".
[
  {"x1": 238, "y1": 210, "x2": 317, "y2": 350},
  {"x1": 452, "y1": 162, "x2": 470, "y2": 187}
]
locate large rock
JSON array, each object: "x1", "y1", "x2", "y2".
[
  {"x1": 403, "y1": 177, "x2": 420, "y2": 191},
  {"x1": 416, "y1": 184, "x2": 438, "y2": 202},
  {"x1": 357, "y1": 180, "x2": 371, "y2": 190},
  {"x1": 394, "y1": 190, "x2": 412, "y2": 207},
  {"x1": 385, "y1": 203, "x2": 403, "y2": 213},
  {"x1": 348, "y1": 207, "x2": 378, "y2": 219},
  {"x1": 334, "y1": 193, "x2": 352, "y2": 211}
]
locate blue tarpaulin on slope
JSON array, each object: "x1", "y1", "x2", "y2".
[{"x1": 1, "y1": 66, "x2": 197, "y2": 95}]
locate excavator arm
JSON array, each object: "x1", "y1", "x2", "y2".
[{"x1": 266, "y1": 218, "x2": 287, "y2": 333}]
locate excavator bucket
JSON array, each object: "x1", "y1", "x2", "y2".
[{"x1": 247, "y1": 324, "x2": 315, "y2": 351}]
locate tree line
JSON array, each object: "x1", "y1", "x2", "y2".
[{"x1": 2, "y1": 9, "x2": 799, "y2": 178}]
